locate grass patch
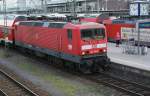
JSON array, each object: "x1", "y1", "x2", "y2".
[
  {"x1": 0, "y1": 48, "x2": 11, "y2": 58},
  {"x1": 16, "y1": 62, "x2": 78, "y2": 96},
  {"x1": 17, "y1": 62, "x2": 40, "y2": 74},
  {"x1": 12, "y1": 60, "x2": 113, "y2": 96},
  {"x1": 42, "y1": 73, "x2": 78, "y2": 96}
]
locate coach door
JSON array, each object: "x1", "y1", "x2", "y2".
[{"x1": 67, "y1": 29, "x2": 73, "y2": 52}]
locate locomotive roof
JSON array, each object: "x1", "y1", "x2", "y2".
[
  {"x1": 18, "y1": 20, "x2": 67, "y2": 28},
  {"x1": 65, "y1": 22, "x2": 105, "y2": 29},
  {"x1": 18, "y1": 20, "x2": 102, "y2": 25},
  {"x1": 18, "y1": 20, "x2": 67, "y2": 24},
  {"x1": 18, "y1": 20, "x2": 105, "y2": 29},
  {"x1": 80, "y1": 22, "x2": 101, "y2": 26}
]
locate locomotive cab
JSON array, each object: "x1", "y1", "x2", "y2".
[
  {"x1": 80, "y1": 28, "x2": 107, "y2": 56},
  {"x1": 65, "y1": 22, "x2": 110, "y2": 73}
]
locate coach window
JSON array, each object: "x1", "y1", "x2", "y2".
[{"x1": 67, "y1": 29, "x2": 72, "y2": 40}]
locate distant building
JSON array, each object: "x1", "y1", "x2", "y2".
[
  {"x1": 17, "y1": 0, "x2": 26, "y2": 11},
  {"x1": 46, "y1": 0, "x2": 134, "y2": 13}
]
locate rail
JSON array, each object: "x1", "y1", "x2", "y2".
[
  {"x1": 86, "y1": 73, "x2": 150, "y2": 96},
  {"x1": 0, "y1": 69, "x2": 39, "y2": 96},
  {"x1": 0, "y1": 89, "x2": 8, "y2": 96}
]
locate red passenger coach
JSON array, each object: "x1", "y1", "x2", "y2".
[
  {"x1": 0, "y1": 30, "x2": 3, "y2": 44},
  {"x1": 80, "y1": 14, "x2": 116, "y2": 24},
  {"x1": 103, "y1": 19, "x2": 135, "y2": 42},
  {"x1": 0, "y1": 15, "x2": 27, "y2": 45},
  {"x1": 80, "y1": 17, "x2": 99, "y2": 23},
  {"x1": 13, "y1": 21, "x2": 110, "y2": 73}
]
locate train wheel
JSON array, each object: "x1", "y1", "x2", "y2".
[
  {"x1": 63, "y1": 61, "x2": 71, "y2": 70},
  {"x1": 102, "y1": 58, "x2": 111, "y2": 71},
  {"x1": 78, "y1": 63, "x2": 91, "y2": 74},
  {"x1": 90, "y1": 63, "x2": 103, "y2": 73},
  {"x1": 62, "y1": 61, "x2": 76, "y2": 72},
  {"x1": 47, "y1": 55, "x2": 54, "y2": 65}
]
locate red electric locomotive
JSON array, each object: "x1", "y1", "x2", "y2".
[{"x1": 12, "y1": 21, "x2": 110, "y2": 73}]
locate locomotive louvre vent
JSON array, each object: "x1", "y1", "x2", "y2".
[
  {"x1": 19, "y1": 21, "x2": 34, "y2": 26},
  {"x1": 19, "y1": 21, "x2": 44, "y2": 27},
  {"x1": 19, "y1": 21, "x2": 66, "y2": 28},
  {"x1": 48, "y1": 22, "x2": 66, "y2": 28},
  {"x1": 33, "y1": 22, "x2": 44, "y2": 27}
]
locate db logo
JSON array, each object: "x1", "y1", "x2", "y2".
[{"x1": 92, "y1": 45, "x2": 97, "y2": 48}]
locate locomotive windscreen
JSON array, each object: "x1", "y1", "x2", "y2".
[{"x1": 81, "y1": 29, "x2": 105, "y2": 40}]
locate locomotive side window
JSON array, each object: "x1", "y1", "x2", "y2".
[
  {"x1": 48, "y1": 23, "x2": 66, "y2": 28},
  {"x1": 19, "y1": 22, "x2": 34, "y2": 26},
  {"x1": 19, "y1": 22, "x2": 44, "y2": 27},
  {"x1": 48, "y1": 23, "x2": 56, "y2": 28},
  {"x1": 67, "y1": 29, "x2": 72, "y2": 40},
  {"x1": 33, "y1": 22, "x2": 44, "y2": 27},
  {"x1": 81, "y1": 29, "x2": 105, "y2": 40}
]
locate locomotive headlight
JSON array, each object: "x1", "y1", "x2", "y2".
[
  {"x1": 82, "y1": 52, "x2": 85, "y2": 55},
  {"x1": 103, "y1": 49, "x2": 106, "y2": 53}
]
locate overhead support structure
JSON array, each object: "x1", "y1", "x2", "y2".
[
  {"x1": 41, "y1": 0, "x2": 48, "y2": 14},
  {"x1": 2, "y1": 0, "x2": 8, "y2": 49},
  {"x1": 2, "y1": 0, "x2": 7, "y2": 32},
  {"x1": 136, "y1": 19, "x2": 150, "y2": 55},
  {"x1": 72, "y1": 0, "x2": 77, "y2": 17}
]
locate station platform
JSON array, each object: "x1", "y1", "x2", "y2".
[{"x1": 107, "y1": 43, "x2": 150, "y2": 72}]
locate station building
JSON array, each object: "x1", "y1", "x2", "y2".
[{"x1": 46, "y1": 0, "x2": 134, "y2": 13}]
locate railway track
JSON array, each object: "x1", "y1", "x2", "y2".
[
  {"x1": 0, "y1": 69, "x2": 39, "y2": 96},
  {"x1": 84, "y1": 73, "x2": 150, "y2": 96},
  {"x1": 0, "y1": 89, "x2": 8, "y2": 96}
]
